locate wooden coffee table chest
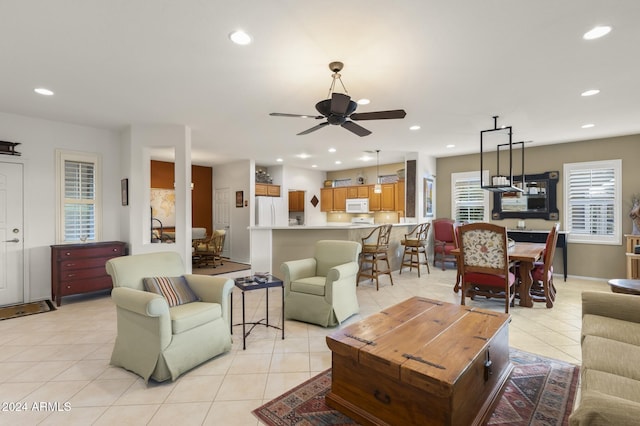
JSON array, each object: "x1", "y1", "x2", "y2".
[{"x1": 326, "y1": 297, "x2": 512, "y2": 426}]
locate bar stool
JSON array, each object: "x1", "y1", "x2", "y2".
[
  {"x1": 400, "y1": 222, "x2": 430, "y2": 277},
  {"x1": 357, "y1": 224, "x2": 394, "y2": 290}
]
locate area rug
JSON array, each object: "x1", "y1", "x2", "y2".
[
  {"x1": 253, "y1": 348, "x2": 579, "y2": 426},
  {"x1": 0, "y1": 300, "x2": 55, "y2": 321},
  {"x1": 192, "y1": 260, "x2": 251, "y2": 276}
]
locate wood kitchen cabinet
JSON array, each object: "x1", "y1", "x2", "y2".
[
  {"x1": 321, "y1": 188, "x2": 334, "y2": 212},
  {"x1": 289, "y1": 191, "x2": 305, "y2": 212},
  {"x1": 347, "y1": 186, "x2": 369, "y2": 198},
  {"x1": 381, "y1": 184, "x2": 395, "y2": 211},
  {"x1": 369, "y1": 184, "x2": 395, "y2": 211},
  {"x1": 51, "y1": 241, "x2": 126, "y2": 306},
  {"x1": 333, "y1": 187, "x2": 348, "y2": 211},
  {"x1": 256, "y1": 183, "x2": 280, "y2": 197},
  {"x1": 320, "y1": 187, "x2": 348, "y2": 211},
  {"x1": 322, "y1": 182, "x2": 401, "y2": 212}
]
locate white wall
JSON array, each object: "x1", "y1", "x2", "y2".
[
  {"x1": 212, "y1": 159, "x2": 252, "y2": 263},
  {"x1": 282, "y1": 165, "x2": 327, "y2": 225},
  {"x1": 121, "y1": 125, "x2": 193, "y2": 268},
  {"x1": 414, "y1": 151, "x2": 437, "y2": 220},
  {"x1": 0, "y1": 112, "x2": 122, "y2": 301}
]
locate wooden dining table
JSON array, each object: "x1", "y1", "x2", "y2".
[{"x1": 452, "y1": 242, "x2": 546, "y2": 308}]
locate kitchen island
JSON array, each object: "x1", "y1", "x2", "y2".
[{"x1": 250, "y1": 223, "x2": 419, "y2": 275}]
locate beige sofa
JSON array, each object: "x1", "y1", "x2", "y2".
[{"x1": 570, "y1": 291, "x2": 640, "y2": 425}]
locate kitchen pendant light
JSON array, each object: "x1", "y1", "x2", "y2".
[{"x1": 374, "y1": 149, "x2": 382, "y2": 194}]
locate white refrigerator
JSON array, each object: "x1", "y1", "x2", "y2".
[{"x1": 255, "y1": 196, "x2": 287, "y2": 226}]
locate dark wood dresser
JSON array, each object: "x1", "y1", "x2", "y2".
[{"x1": 50, "y1": 241, "x2": 127, "y2": 306}]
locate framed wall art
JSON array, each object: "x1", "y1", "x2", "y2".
[
  {"x1": 121, "y1": 178, "x2": 129, "y2": 206},
  {"x1": 424, "y1": 177, "x2": 434, "y2": 218},
  {"x1": 236, "y1": 191, "x2": 244, "y2": 208}
]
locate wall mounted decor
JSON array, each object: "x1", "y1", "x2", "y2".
[
  {"x1": 236, "y1": 191, "x2": 244, "y2": 208},
  {"x1": 121, "y1": 178, "x2": 128, "y2": 206},
  {"x1": 0, "y1": 141, "x2": 21, "y2": 156},
  {"x1": 424, "y1": 177, "x2": 434, "y2": 217}
]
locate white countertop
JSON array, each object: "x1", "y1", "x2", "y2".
[{"x1": 250, "y1": 223, "x2": 417, "y2": 230}]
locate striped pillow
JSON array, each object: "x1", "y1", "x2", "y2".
[{"x1": 143, "y1": 276, "x2": 199, "y2": 307}]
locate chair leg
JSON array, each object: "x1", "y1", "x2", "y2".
[{"x1": 422, "y1": 249, "x2": 430, "y2": 274}]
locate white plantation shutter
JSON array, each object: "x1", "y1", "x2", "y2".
[
  {"x1": 451, "y1": 171, "x2": 489, "y2": 222},
  {"x1": 64, "y1": 160, "x2": 96, "y2": 241},
  {"x1": 56, "y1": 150, "x2": 102, "y2": 243},
  {"x1": 564, "y1": 160, "x2": 621, "y2": 245}
]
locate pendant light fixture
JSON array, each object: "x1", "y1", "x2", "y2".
[{"x1": 374, "y1": 149, "x2": 382, "y2": 194}]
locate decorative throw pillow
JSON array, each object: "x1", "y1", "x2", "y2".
[{"x1": 143, "y1": 276, "x2": 200, "y2": 307}]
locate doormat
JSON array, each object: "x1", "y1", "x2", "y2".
[
  {"x1": 0, "y1": 300, "x2": 55, "y2": 321},
  {"x1": 253, "y1": 348, "x2": 579, "y2": 426}
]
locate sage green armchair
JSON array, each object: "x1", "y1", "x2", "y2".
[
  {"x1": 106, "y1": 252, "x2": 233, "y2": 383},
  {"x1": 280, "y1": 240, "x2": 362, "y2": 327}
]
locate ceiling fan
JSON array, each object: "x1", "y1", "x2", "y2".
[{"x1": 269, "y1": 61, "x2": 407, "y2": 137}]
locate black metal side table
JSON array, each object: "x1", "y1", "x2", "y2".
[{"x1": 231, "y1": 275, "x2": 284, "y2": 350}]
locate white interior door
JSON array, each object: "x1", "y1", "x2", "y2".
[
  {"x1": 214, "y1": 187, "x2": 231, "y2": 258},
  {"x1": 0, "y1": 162, "x2": 24, "y2": 306}
]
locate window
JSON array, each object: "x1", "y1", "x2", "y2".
[
  {"x1": 56, "y1": 150, "x2": 102, "y2": 243},
  {"x1": 451, "y1": 171, "x2": 490, "y2": 222},
  {"x1": 564, "y1": 159, "x2": 621, "y2": 245}
]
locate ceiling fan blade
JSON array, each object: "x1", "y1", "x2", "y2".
[
  {"x1": 341, "y1": 121, "x2": 372, "y2": 137},
  {"x1": 270, "y1": 113, "x2": 323, "y2": 119},
  {"x1": 330, "y1": 93, "x2": 351, "y2": 116},
  {"x1": 350, "y1": 109, "x2": 407, "y2": 120},
  {"x1": 297, "y1": 122, "x2": 329, "y2": 135}
]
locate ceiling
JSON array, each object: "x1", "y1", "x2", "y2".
[{"x1": 1, "y1": 1, "x2": 639, "y2": 171}]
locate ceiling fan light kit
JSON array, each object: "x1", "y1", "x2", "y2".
[{"x1": 270, "y1": 61, "x2": 406, "y2": 136}]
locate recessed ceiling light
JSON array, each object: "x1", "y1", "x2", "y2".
[
  {"x1": 446, "y1": 144, "x2": 456, "y2": 148},
  {"x1": 335, "y1": 160, "x2": 342, "y2": 165},
  {"x1": 297, "y1": 153, "x2": 310, "y2": 159},
  {"x1": 409, "y1": 125, "x2": 421, "y2": 131},
  {"x1": 360, "y1": 155, "x2": 373, "y2": 161},
  {"x1": 357, "y1": 99, "x2": 370, "y2": 105},
  {"x1": 583, "y1": 26, "x2": 611, "y2": 40},
  {"x1": 34, "y1": 87, "x2": 54, "y2": 96},
  {"x1": 581, "y1": 89, "x2": 600, "y2": 97},
  {"x1": 328, "y1": 148, "x2": 336, "y2": 153},
  {"x1": 276, "y1": 158, "x2": 283, "y2": 162},
  {"x1": 582, "y1": 123, "x2": 595, "y2": 129},
  {"x1": 229, "y1": 30, "x2": 252, "y2": 45},
  {"x1": 311, "y1": 164, "x2": 318, "y2": 168}
]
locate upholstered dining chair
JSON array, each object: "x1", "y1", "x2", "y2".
[
  {"x1": 400, "y1": 222, "x2": 431, "y2": 277},
  {"x1": 106, "y1": 252, "x2": 233, "y2": 383},
  {"x1": 433, "y1": 218, "x2": 458, "y2": 270},
  {"x1": 280, "y1": 240, "x2": 362, "y2": 327},
  {"x1": 458, "y1": 222, "x2": 517, "y2": 313},
  {"x1": 358, "y1": 224, "x2": 394, "y2": 290},
  {"x1": 530, "y1": 223, "x2": 560, "y2": 308},
  {"x1": 193, "y1": 229, "x2": 226, "y2": 268}
]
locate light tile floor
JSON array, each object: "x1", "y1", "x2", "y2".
[{"x1": 0, "y1": 266, "x2": 608, "y2": 426}]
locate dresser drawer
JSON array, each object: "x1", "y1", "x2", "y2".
[
  {"x1": 55, "y1": 244, "x2": 124, "y2": 260},
  {"x1": 59, "y1": 266, "x2": 109, "y2": 281},
  {"x1": 59, "y1": 257, "x2": 114, "y2": 271},
  {"x1": 59, "y1": 276, "x2": 113, "y2": 296}
]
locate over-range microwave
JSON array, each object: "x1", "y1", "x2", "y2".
[{"x1": 346, "y1": 198, "x2": 369, "y2": 213}]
